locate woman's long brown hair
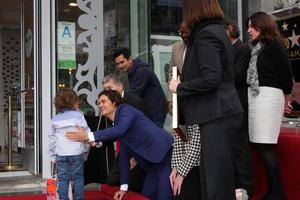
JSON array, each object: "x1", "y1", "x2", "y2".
[
  {"x1": 182, "y1": 0, "x2": 224, "y2": 32},
  {"x1": 246, "y1": 11, "x2": 282, "y2": 44}
]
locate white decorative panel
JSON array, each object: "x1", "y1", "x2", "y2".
[{"x1": 75, "y1": 0, "x2": 103, "y2": 115}]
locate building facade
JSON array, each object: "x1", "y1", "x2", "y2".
[{"x1": 0, "y1": 0, "x2": 299, "y2": 178}]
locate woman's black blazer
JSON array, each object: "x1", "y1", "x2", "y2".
[{"x1": 177, "y1": 20, "x2": 243, "y2": 125}]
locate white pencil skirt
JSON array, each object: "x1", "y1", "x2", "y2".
[{"x1": 248, "y1": 87, "x2": 284, "y2": 144}]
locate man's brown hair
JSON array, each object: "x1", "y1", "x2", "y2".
[
  {"x1": 98, "y1": 90, "x2": 123, "y2": 107},
  {"x1": 224, "y1": 19, "x2": 240, "y2": 39},
  {"x1": 54, "y1": 88, "x2": 79, "y2": 113}
]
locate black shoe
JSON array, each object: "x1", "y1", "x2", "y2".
[{"x1": 261, "y1": 191, "x2": 286, "y2": 200}]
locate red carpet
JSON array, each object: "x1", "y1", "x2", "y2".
[
  {"x1": 251, "y1": 128, "x2": 300, "y2": 200},
  {"x1": 0, "y1": 190, "x2": 110, "y2": 200},
  {"x1": 0, "y1": 185, "x2": 148, "y2": 200}
]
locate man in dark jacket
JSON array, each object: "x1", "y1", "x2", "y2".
[
  {"x1": 225, "y1": 20, "x2": 253, "y2": 200},
  {"x1": 113, "y1": 47, "x2": 167, "y2": 128}
]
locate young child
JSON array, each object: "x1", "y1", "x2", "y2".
[{"x1": 49, "y1": 88, "x2": 91, "y2": 200}]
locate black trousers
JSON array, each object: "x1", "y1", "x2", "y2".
[
  {"x1": 199, "y1": 114, "x2": 243, "y2": 200},
  {"x1": 106, "y1": 155, "x2": 146, "y2": 192},
  {"x1": 84, "y1": 145, "x2": 115, "y2": 185},
  {"x1": 233, "y1": 114, "x2": 253, "y2": 195}
]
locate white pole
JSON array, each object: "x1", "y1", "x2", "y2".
[{"x1": 172, "y1": 66, "x2": 178, "y2": 129}]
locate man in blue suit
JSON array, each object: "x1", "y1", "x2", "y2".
[
  {"x1": 102, "y1": 74, "x2": 147, "y2": 192},
  {"x1": 66, "y1": 90, "x2": 174, "y2": 200}
]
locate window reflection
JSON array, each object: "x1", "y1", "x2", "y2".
[
  {"x1": 219, "y1": 0, "x2": 238, "y2": 23},
  {"x1": 103, "y1": 0, "x2": 130, "y2": 76},
  {"x1": 56, "y1": 0, "x2": 92, "y2": 113},
  {"x1": 151, "y1": 1, "x2": 181, "y2": 36}
]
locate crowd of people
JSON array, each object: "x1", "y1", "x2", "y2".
[{"x1": 49, "y1": 0, "x2": 294, "y2": 200}]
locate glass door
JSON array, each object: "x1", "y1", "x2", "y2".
[{"x1": 21, "y1": 0, "x2": 39, "y2": 174}]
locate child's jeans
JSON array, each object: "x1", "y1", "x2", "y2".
[{"x1": 56, "y1": 154, "x2": 84, "y2": 200}]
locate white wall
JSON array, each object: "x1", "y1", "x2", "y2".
[
  {"x1": 261, "y1": 0, "x2": 276, "y2": 12},
  {"x1": 250, "y1": 0, "x2": 300, "y2": 15},
  {"x1": 41, "y1": 0, "x2": 52, "y2": 179}
]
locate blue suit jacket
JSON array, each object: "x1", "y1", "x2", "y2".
[{"x1": 93, "y1": 104, "x2": 173, "y2": 184}]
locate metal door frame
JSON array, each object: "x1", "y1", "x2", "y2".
[{"x1": 20, "y1": 0, "x2": 40, "y2": 175}]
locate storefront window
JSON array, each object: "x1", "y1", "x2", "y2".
[
  {"x1": 56, "y1": 0, "x2": 91, "y2": 113},
  {"x1": 55, "y1": 0, "x2": 242, "y2": 116},
  {"x1": 56, "y1": 0, "x2": 150, "y2": 114},
  {"x1": 130, "y1": 0, "x2": 149, "y2": 62},
  {"x1": 151, "y1": 0, "x2": 181, "y2": 36},
  {"x1": 220, "y1": 0, "x2": 238, "y2": 22},
  {"x1": 103, "y1": 0, "x2": 130, "y2": 76},
  {"x1": 56, "y1": 0, "x2": 84, "y2": 89},
  {"x1": 150, "y1": 0, "x2": 182, "y2": 93},
  {"x1": 103, "y1": 0, "x2": 149, "y2": 89},
  {"x1": 56, "y1": 0, "x2": 102, "y2": 114}
]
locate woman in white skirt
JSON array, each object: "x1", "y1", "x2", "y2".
[{"x1": 246, "y1": 12, "x2": 293, "y2": 200}]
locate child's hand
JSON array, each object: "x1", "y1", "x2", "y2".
[{"x1": 88, "y1": 141, "x2": 97, "y2": 147}]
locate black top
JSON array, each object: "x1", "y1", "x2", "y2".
[
  {"x1": 128, "y1": 59, "x2": 167, "y2": 122},
  {"x1": 84, "y1": 115, "x2": 114, "y2": 184},
  {"x1": 177, "y1": 20, "x2": 243, "y2": 124},
  {"x1": 257, "y1": 39, "x2": 293, "y2": 94},
  {"x1": 233, "y1": 39, "x2": 251, "y2": 114},
  {"x1": 123, "y1": 91, "x2": 150, "y2": 118}
]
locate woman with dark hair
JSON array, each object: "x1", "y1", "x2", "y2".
[
  {"x1": 246, "y1": 11, "x2": 293, "y2": 200},
  {"x1": 66, "y1": 90, "x2": 174, "y2": 200},
  {"x1": 169, "y1": 0, "x2": 243, "y2": 199}
]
